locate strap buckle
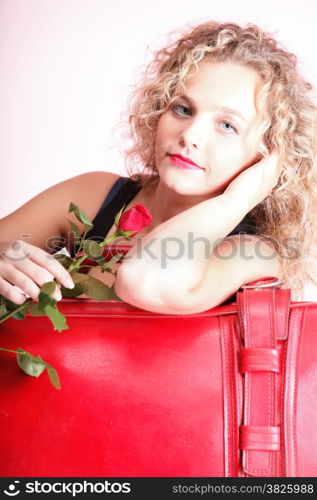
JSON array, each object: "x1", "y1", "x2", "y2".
[{"x1": 240, "y1": 277, "x2": 284, "y2": 291}]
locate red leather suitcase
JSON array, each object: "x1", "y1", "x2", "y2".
[{"x1": 0, "y1": 280, "x2": 316, "y2": 477}]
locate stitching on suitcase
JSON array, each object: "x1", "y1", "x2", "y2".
[
  {"x1": 292, "y1": 307, "x2": 305, "y2": 476},
  {"x1": 236, "y1": 296, "x2": 246, "y2": 475},
  {"x1": 282, "y1": 290, "x2": 289, "y2": 339},
  {"x1": 245, "y1": 292, "x2": 252, "y2": 473},
  {"x1": 280, "y1": 341, "x2": 287, "y2": 476},
  {"x1": 228, "y1": 317, "x2": 237, "y2": 477},
  {"x1": 220, "y1": 316, "x2": 232, "y2": 476},
  {"x1": 269, "y1": 290, "x2": 274, "y2": 475},
  {"x1": 285, "y1": 307, "x2": 301, "y2": 477}
]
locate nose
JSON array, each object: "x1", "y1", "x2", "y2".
[{"x1": 177, "y1": 117, "x2": 208, "y2": 150}]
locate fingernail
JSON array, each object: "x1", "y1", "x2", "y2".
[
  {"x1": 66, "y1": 279, "x2": 75, "y2": 289},
  {"x1": 54, "y1": 290, "x2": 63, "y2": 301}
]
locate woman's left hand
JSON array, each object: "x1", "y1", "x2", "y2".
[{"x1": 223, "y1": 152, "x2": 281, "y2": 211}]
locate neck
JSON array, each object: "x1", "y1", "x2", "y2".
[{"x1": 142, "y1": 178, "x2": 212, "y2": 229}]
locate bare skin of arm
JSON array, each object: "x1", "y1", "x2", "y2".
[
  {"x1": 114, "y1": 154, "x2": 282, "y2": 314},
  {"x1": 0, "y1": 171, "x2": 120, "y2": 304}
]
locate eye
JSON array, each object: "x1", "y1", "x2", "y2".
[
  {"x1": 218, "y1": 120, "x2": 238, "y2": 134},
  {"x1": 170, "y1": 104, "x2": 192, "y2": 116}
]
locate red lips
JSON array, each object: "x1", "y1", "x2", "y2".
[{"x1": 169, "y1": 154, "x2": 204, "y2": 169}]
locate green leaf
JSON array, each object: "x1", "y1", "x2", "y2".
[
  {"x1": 93, "y1": 256, "x2": 107, "y2": 267},
  {"x1": 117, "y1": 230, "x2": 134, "y2": 239},
  {"x1": 60, "y1": 281, "x2": 84, "y2": 298},
  {"x1": 114, "y1": 204, "x2": 126, "y2": 228},
  {"x1": 66, "y1": 218, "x2": 81, "y2": 240},
  {"x1": 70, "y1": 271, "x2": 91, "y2": 283},
  {"x1": 80, "y1": 276, "x2": 110, "y2": 300},
  {"x1": 60, "y1": 271, "x2": 95, "y2": 297},
  {"x1": 108, "y1": 283, "x2": 123, "y2": 301},
  {"x1": 82, "y1": 239, "x2": 102, "y2": 259},
  {"x1": 27, "y1": 303, "x2": 47, "y2": 317},
  {"x1": 101, "y1": 252, "x2": 123, "y2": 271},
  {"x1": 53, "y1": 253, "x2": 74, "y2": 269},
  {"x1": 41, "y1": 281, "x2": 57, "y2": 296},
  {"x1": 17, "y1": 348, "x2": 46, "y2": 378},
  {"x1": 37, "y1": 282, "x2": 58, "y2": 312},
  {"x1": 0, "y1": 301, "x2": 8, "y2": 318},
  {"x1": 12, "y1": 308, "x2": 27, "y2": 320},
  {"x1": 0, "y1": 297, "x2": 29, "y2": 324},
  {"x1": 46, "y1": 365, "x2": 61, "y2": 390},
  {"x1": 44, "y1": 304, "x2": 69, "y2": 332},
  {"x1": 69, "y1": 202, "x2": 93, "y2": 233},
  {"x1": 1, "y1": 296, "x2": 24, "y2": 312},
  {"x1": 16, "y1": 348, "x2": 61, "y2": 389},
  {"x1": 28, "y1": 289, "x2": 68, "y2": 331}
]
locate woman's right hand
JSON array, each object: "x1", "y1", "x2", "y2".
[{"x1": 0, "y1": 240, "x2": 75, "y2": 305}]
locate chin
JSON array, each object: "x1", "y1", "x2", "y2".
[{"x1": 162, "y1": 172, "x2": 205, "y2": 196}]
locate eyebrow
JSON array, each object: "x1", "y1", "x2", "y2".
[{"x1": 177, "y1": 94, "x2": 247, "y2": 123}]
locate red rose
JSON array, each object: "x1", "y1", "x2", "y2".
[
  {"x1": 73, "y1": 204, "x2": 152, "y2": 273},
  {"x1": 117, "y1": 204, "x2": 152, "y2": 237}
]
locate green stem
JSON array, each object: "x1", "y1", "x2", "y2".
[
  {"x1": 100, "y1": 232, "x2": 120, "y2": 247},
  {"x1": 0, "y1": 347, "x2": 28, "y2": 355},
  {"x1": 73, "y1": 230, "x2": 87, "y2": 259},
  {"x1": 67, "y1": 254, "x2": 87, "y2": 273},
  {"x1": 0, "y1": 300, "x2": 31, "y2": 324},
  {"x1": 67, "y1": 232, "x2": 121, "y2": 274}
]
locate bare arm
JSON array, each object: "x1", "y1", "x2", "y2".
[
  {"x1": 115, "y1": 233, "x2": 281, "y2": 315},
  {"x1": 0, "y1": 171, "x2": 120, "y2": 304},
  {"x1": 161, "y1": 235, "x2": 281, "y2": 314},
  {"x1": 114, "y1": 154, "x2": 281, "y2": 313}
]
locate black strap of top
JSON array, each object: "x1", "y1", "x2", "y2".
[
  {"x1": 70, "y1": 177, "x2": 141, "y2": 257},
  {"x1": 71, "y1": 176, "x2": 256, "y2": 256},
  {"x1": 227, "y1": 214, "x2": 257, "y2": 237}
]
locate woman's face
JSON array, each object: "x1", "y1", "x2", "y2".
[{"x1": 154, "y1": 61, "x2": 264, "y2": 199}]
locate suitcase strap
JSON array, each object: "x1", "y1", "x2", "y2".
[{"x1": 237, "y1": 281, "x2": 290, "y2": 476}]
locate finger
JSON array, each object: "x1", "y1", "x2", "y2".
[
  {"x1": 15, "y1": 283, "x2": 62, "y2": 302},
  {"x1": 12, "y1": 261, "x2": 64, "y2": 301},
  {"x1": 18, "y1": 242, "x2": 75, "y2": 289},
  {"x1": 0, "y1": 262, "x2": 63, "y2": 302},
  {"x1": 0, "y1": 262, "x2": 42, "y2": 301},
  {"x1": 14, "y1": 284, "x2": 62, "y2": 302},
  {"x1": 0, "y1": 275, "x2": 27, "y2": 305},
  {"x1": 13, "y1": 259, "x2": 55, "y2": 287}
]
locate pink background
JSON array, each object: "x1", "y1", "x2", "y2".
[{"x1": 1, "y1": 0, "x2": 316, "y2": 298}]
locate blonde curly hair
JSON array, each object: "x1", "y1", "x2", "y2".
[{"x1": 122, "y1": 21, "x2": 317, "y2": 298}]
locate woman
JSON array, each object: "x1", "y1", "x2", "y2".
[{"x1": 1, "y1": 21, "x2": 317, "y2": 313}]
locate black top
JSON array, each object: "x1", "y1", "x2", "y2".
[{"x1": 71, "y1": 176, "x2": 256, "y2": 256}]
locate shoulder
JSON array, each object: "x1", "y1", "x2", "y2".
[
  {"x1": 58, "y1": 170, "x2": 121, "y2": 201},
  {"x1": 60, "y1": 172, "x2": 121, "y2": 211},
  {"x1": 57, "y1": 171, "x2": 121, "y2": 236},
  {"x1": 19, "y1": 170, "x2": 121, "y2": 219},
  {"x1": 0, "y1": 171, "x2": 121, "y2": 251}
]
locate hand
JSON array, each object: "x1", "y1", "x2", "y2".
[
  {"x1": 0, "y1": 240, "x2": 75, "y2": 305},
  {"x1": 223, "y1": 152, "x2": 281, "y2": 211}
]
